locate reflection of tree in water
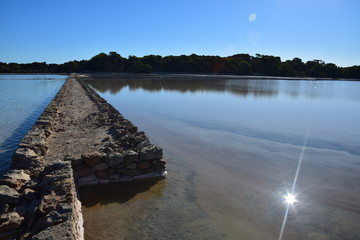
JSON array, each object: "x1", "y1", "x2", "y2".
[{"x1": 87, "y1": 75, "x2": 279, "y2": 98}]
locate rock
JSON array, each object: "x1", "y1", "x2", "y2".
[
  {"x1": 0, "y1": 185, "x2": 20, "y2": 204},
  {"x1": 152, "y1": 158, "x2": 167, "y2": 166},
  {"x1": 69, "y1": 158, "x2": 83, "y2": 168},
  {"x1": 108, "y1": 153, "x2": 124, "y2": 167},
  {"x1": 33, "y1": 211, "x2": 67, "y2": 230},
  {"x1": 95, "y1": 171, "x2": 107, "y2": 179},
  {"x1": 56, "y1": 203, "x2": 72, "y2": 216},
  {"x1": 11, "y1": 147, "x2": 40, "y2": 169},
  {"x1": 124, "y1": 150, "x2": 138, "y2": 162},
  {"x1": 92, "y1": 162, "x2": 108, "y2": 171},
  {"x1": 134, "y1": 170, "x2": 167, "y2": 180},
  {"x1": 138, "y1": 161, "x2": 151, "y2": 169},
  {"x1": 33, "y1": 144, "x2": 49, "y2": 156},
  {"x1": 0, "y1": 204, "x2": 9, "y2": 215},
  {"x1": 139, "y1": 145, "x2": 163, "y2": 161},
  {"x1": 0, "y1": 178, "x2": 23, "y2": 191},
  {"x1": 0, "y1": 228, "x2": 22, "y2": 240},
  {"x1": 77, "y1": 174, "x2": 99, "y2": 187},
  {"x1": 38, "y1": 192, "x2": 66, "y2": 216},
  {"x1": 32, "y1": 220, "x2": 77, "y2": 240},
  {"x1": 3, "y1": 169, "x2": 31, "y2": 182},
  {"x1": 43, "y1": 160, "x2": 71, "y2": 174},
  {"x1": 136, "y1": 140, "x2": 152, "y2": 149},
  {"x1": 116, "y1": 175, "x2": 133, "y2": 182},
  {"x1": 0, "y1": 212, "x2": 24, "y2": 232},
  {"x1": 124, "y1": 169, "x2": 142, "y2": 176},
  {"x1": 23, "y1": 188, "x2": 37, "y2": 201},
  {"x1": 108, "y1": 173, "x2": 121, "y2": 181},
  {"x1": 75, "y1": 167, "x2": 92, "y2": 177},
  {"x1": 82, "y1": 151, "x2": 103, "y2": 167},
  {"x1": 99, "y1": 179, "x2": 110, "y2": 184},
  {"x1": 125, "y1": 162, "x2": 137, "y2": 169},
  {"x1": 154, "y1": 165, "x2": 166, "y2": 172}
]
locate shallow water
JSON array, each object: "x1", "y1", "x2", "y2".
[
  {"x1": 0, "y1": 75, "x2": 66, "y2": 175},
  {"x1": 83, "y1": 77, "x2": 360, "y2": 239}
]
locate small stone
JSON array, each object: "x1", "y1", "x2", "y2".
[
  {"x1": 75, "y1": 167, "x2": 92, "y2": 177},
  {"x1": 117, "y1": 175, "x2": 133, "y2": 182},
  {"x1": 13, "y1": 203, "x2": 29, "y2": 217},
  {"x1": 109, "y1": 174, "x2": 121, "y2": 181},
  {"x1": 138, "y1": 161, "x2": 151, "y2": 169},
  {"x1": 99, "y1": 179, "x2": 110, "y2": 184},
  {"x1": 125, "y1": 163, "x2": 137, "y2": 169},
  {"x1": 0, "y1": 178, "x2": 23, "y2": 191},
  {"x1": 96, "y1": 171, "x2": 107, "y2": 179},
  {"x1": 0, "y1": 212, "x2": 24, "y2": 232},
  {"x1": 38, "y1": 194, "x2": 62, "y2": 215},
  {"x1": 139, "y1": 145, "x2": 163, "y2": 161},
  {"x1": 3, "y1": 170, "x2": 31, "y2": 182},
  {"x1": 0, "y1": 204, "x2": 9, "y2": 215},
  {"x1": 124, "y1": 169, "x2": 142, "y2": 176},
  {"x1": 136, "y1": 140, "x2": 152, "y2": 149},
  {"x1": 70, "y1": 158, "x2": 84, "y2": 168},
  {"x1": 81, "y1": 151, "x2": 103, "y2": 167},
  {"x1": 0, "y1": 228, "x2": 21, "y2": 240},
  {"x1": 124, "y1": 150, "x2": 138, "y2": 162},
  {"x1": 108, "y1": 153, "x2": 124, "y2": 167},
  {"x1": 0, "y1": 185, "x2": 20, "y2": 204},
  {"x1": 11, "y1": 148, "x2": 39, "y2": 169},
  {"x1": 31, "y1": 221, "x2": 76, "y2": 240},
  {"x1": 134, "y1": 171, "x2": 167, "y2": 180},
  {"x1": 78, "y1": 174, "x2": 99, "y2": 187},
  {"x1": 23, "y1": 188, "x2": 37, "y2": 201},
  {"x1": 152, "y1": 159, "x2": 166, "y2": 167},
  {"x1": 33, "y1": 211, "x2": 66, "y2": 230},
  {"x1": 92, "y1": 162, "x2": 108, "y2": 171}
]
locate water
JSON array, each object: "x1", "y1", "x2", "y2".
[
  {"x1": 82, "y1": 76, "x2": 360, "y2": 240},
  {"x1": 0, "y1": 74, "x2": 66, "y2": 175}
]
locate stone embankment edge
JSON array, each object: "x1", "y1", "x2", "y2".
[
  {"x1": 0, "y1": 73, "x2": 166, "y2": 240},
  {"x1": 0, "y1": 73, "x2": 83, "y2": 240},
  {"x1": 74, "y1": 77, "x2": 167, "y2": 187}
]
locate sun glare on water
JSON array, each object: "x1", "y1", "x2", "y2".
[{"x1": 284, "y1": 193, "x2": 296, "y2": 205}]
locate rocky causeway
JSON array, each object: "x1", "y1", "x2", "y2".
[{"x1": 0, "y1": 74, "x2": 166, "y2": 240}]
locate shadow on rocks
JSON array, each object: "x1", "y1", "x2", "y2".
[{"x1": 79, "y1": 177, "x2": 165, "y2": 208}]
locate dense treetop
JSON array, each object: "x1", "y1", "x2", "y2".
[{"x1": 1, "y1": 52, "x2": 359, "y2": 79}]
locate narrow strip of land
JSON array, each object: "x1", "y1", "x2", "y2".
[
  {"x1": 45, "y1": 76, "x2": 110, "y2": 163},
  {"x1": 0, "y1": 74, "x2": 166, "y2": 240}
]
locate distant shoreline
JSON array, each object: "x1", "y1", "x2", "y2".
[
  {"x1": 1, "y1": 72, "x2": 359, "y2": 81},
  {"x1": 86, "y1": 73, "x2": 360, "y2": 81}
]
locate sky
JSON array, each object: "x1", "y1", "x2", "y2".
[{"x1": 0, "y1": 0, "x2": 359, "y2": 67}]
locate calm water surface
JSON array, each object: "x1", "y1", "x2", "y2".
[
  {"x1": 82, "y1": 76, "x2": 360, "y2": 240},
  {"x1": 0, "y1": 75, "x2": 66, "y2": 175}
]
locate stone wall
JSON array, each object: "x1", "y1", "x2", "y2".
[
  {"x1": 0, "y1": 75, "x2": 84, "y2": 240},
  {"x1": 73, "y1": 79, "x2": 166, "y2": 187},
  {"x1": 0, "y1": 74, "x2": 166, "y2": 239}
]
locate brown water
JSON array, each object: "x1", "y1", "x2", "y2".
[{"x1": 81, "y1": 76, "x2": 360, "y2": 240}]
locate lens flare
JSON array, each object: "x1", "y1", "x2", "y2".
[
  {"x1": 284, "y1": 193, "x2": 296, "y2": 205},
  {"x1": 249, "y1": 13, "x2": 257, "y2": 22}
]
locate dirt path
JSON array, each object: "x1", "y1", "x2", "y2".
[{"x1": 45, "y1": 76, "x2": 110, "y2": 163}]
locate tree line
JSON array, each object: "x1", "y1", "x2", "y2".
[{"x1": 1, "y1": 52, "x2": 359, "y2": 79}]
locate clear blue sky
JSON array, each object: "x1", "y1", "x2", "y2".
[{"x1": 0, "y1": 0, "x2": 359, "y2": 66}]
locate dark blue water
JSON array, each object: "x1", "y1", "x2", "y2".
[{"x1": 0, "y1": 75, "x2": 66, "y2": 175}]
